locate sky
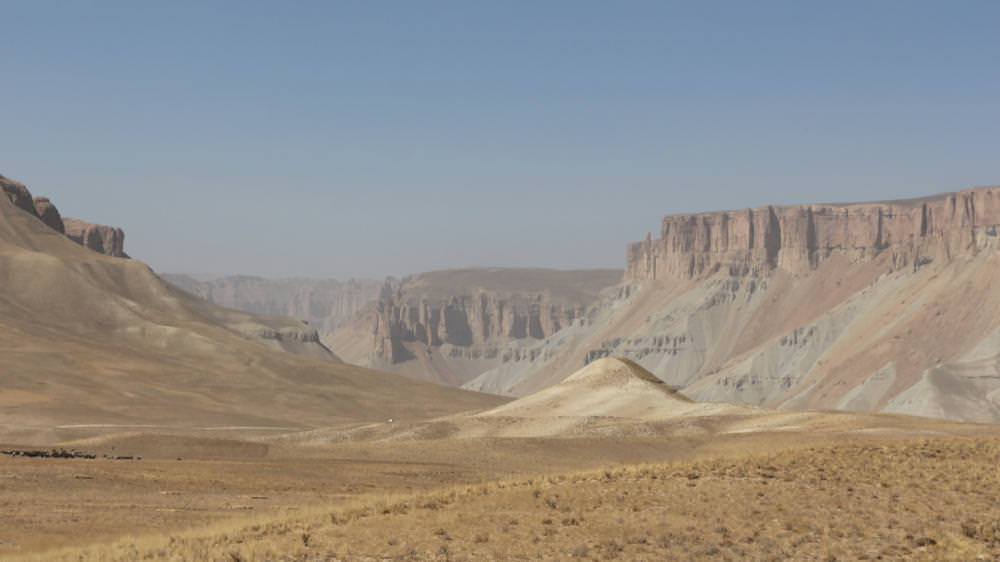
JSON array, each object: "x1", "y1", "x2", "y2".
[{"x1": 2, "y1": 1, "x2": 998, "y2": 279}]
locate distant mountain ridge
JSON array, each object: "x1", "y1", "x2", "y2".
[{"x1": 162, "y1": 274, "x2": 384, "y2": 336}]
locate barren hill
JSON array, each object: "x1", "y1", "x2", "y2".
[
  {"x1": 464, "y1": 187, "x2": 1000, "y2": 423},
  {"x1": 0, "y1": 173, "x2": 505, "y2": 444},
  {"x1": 325, "y1": 267, "x2": 622, "y2": 386},
  {"x1": 476, "y1": 357, "x2": 694, "y2": 420},
  {"x1": 279, "y1": 356, "x2": 977, "y2": 443}
]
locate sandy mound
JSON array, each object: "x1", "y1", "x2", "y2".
[{"x1": 476, "y1": 357, "x2": 695, "y2": 420}]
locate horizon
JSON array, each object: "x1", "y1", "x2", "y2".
[{"x1": 3, "y1": 1, "x2": 998, "y2": 279}]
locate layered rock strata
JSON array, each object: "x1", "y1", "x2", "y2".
[
  {"x1": 326, "y1": 268, "x2": 622, "y2": 386},
  {"x1": 466, "y1": 186, "x2": 1000, "y2": 423},
  {"x1": 367, "y1": 287, "x2": 585, "y2": 364},
  {"x1": 626, "y1": 187, "x2": 1000, "y2": 281}
]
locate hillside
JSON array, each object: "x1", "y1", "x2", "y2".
[
  {"x1": 0, "y1": 173, "x2": 505, "y2": 444},
  {"x1": 464, "y1": 187, "x2": 1000, "y2": 423},
  {"x1": 275, "y1": 356, "x2": 976, "y2": 444}
]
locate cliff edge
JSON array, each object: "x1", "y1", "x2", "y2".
[{"x1": 626, "y1": 187, "x2": 1000, "y2": 281}]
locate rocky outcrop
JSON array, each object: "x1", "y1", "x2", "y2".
[
  {"x1": 367, "y1": 285, "x2": 586, "y2": 364},
  {"x1": 63, "y1": 217, "x2": 128, "y2": 258},
  {"x1": 0, "y1": 173, "x2": 127, "y2": 256},
  {"x1": 0, "y1": 174, "x2": 37, "y2": 216},
  {"x1": 32, "y1": 197, "x2": 64, "y2": 233},
  {"x1": 327, "y1": 268, "x2": 623, "y2": 386},
  {"x1": 626, "y1": 187, "x2": 1000, "y2": 281}
]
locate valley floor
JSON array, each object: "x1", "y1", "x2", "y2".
[{"x1": 5, "y1": 430, "x2": 1000, "y2": 561}]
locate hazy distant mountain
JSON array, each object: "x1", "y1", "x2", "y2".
[{"x1": 162, "y1": 274, "x2": 384, "y2": 335}]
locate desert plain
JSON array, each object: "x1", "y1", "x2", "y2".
[
  {"x1": 3, "y1": 174, "x2": 1000, "y2": 562},
  {"x1": 3, "y1": 359, "x2": 1000, "y2": 561}
]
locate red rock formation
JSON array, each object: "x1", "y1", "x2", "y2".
[
  {"x1": 63, "y1": 217, "x2": 128, "y2": 258},
  {"x1": 626, "y1": 187, "x2": 1000, "y2": 281},
  {"x1": 31, "y1": 196, "x2": 65, "y2": 233}
]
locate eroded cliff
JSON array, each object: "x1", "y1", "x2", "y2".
[
  {"x1": 1, "y1": 173, "x2": 129, "y2": 257},
  {"x1": 626, "y1": 187, "x2": 1000, "y2": 281},
  {"x1": 467, "y1": 186, "x2": 1000, "y2": 423},
  {"x1": 63, "y1": 217, "x2": 128, "y2": 258},
  {"x1": 326, "y1": 268, "x2": 622, "y2": 386}
]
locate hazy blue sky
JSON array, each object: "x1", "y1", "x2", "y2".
[{"x1": 2, "y1": 1, "x2": 998, "y2": 279}]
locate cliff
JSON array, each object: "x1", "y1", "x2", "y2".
[
  {"x1": 2, "y1": 173, "x2": 129, "y2": 257},
  {"x1": 32, "y1": 196, "x2": 65, "y2": 233},
  {"x1": 467, "y1": 185, "x2": 1000, "y2": 423},
  {"x1": 366, "y1": 282, "x2": 587, "y2": 364},
  {"x1": 326, "y1": 268, "x2": 622, "y2": 386},
  {"x1": 63, "y1": 217, "x2": 128, "y2": 258},
  {"x1": 1, "y1": 174, "x2": 38, "y2": 216},
  {"x1": 625, "y1": 187, "x2": 1000, "y2": 281}
]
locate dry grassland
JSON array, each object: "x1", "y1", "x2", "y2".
[{"x1": 15, "y1": 437, "x2": 1000, "y2": 561}]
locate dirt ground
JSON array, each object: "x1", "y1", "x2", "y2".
[{"x1": 3, "y1": 426, "x2": 999, "y2": 560}]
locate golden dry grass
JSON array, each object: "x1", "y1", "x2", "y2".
[{"x1": 13, "y1": 436, "x2": 1000, "y2": 561}]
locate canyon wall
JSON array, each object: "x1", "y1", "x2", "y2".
[
  {"x1": 469, "y1": 185, "x2": 1000, "y2": 422},
  {"x1": 326, "y1": 268, "x2": 622, "y2": 386},
  {"x1": 366, "y1": 283, "x2": 588, "y2": 364},
  {"x1": 626, "y1": 187, "x2": 1000, "y2": 281}
]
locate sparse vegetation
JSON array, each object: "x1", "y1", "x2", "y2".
[{"x1": 13, "y1": 437, "x2": 1000, "y2": 561}]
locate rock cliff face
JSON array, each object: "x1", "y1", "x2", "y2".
[
  {"x1": 1, "y1": 173, "x2": 129, "y2": 257},
  {"x1": 626, "y1": 187, "x2": 1000, "y2": 281},
  {"x1": 1, "y1": 174, "x2": 38, "y2": 217},
  {"x1": 466, "y1": 186, "x2": 1000, "y2": 424},
  {"x1": 326, "y1": 268, "x2": 622, "y2": 386},
  {"x1": 31, "y1": 196, "x2": 65, "y2": 233},
  {"x1": 367, "y1": 284, "x2": 583, "y2": 363},
  {"x1": 63, "y1": 217, "x2": 128, "y2": 258}
]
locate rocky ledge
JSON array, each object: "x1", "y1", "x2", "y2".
[
  {"x1": 1, "y1": 172, "x2": 128, "y2": 257},
  {"x1": 626, "y1": 186, "x2": 1000, "y2": 281}
]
